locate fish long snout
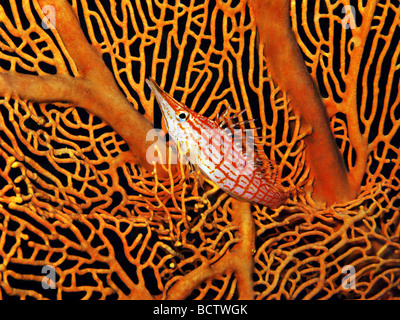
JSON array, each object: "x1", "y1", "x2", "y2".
[{"x1": 146, "y1": 77, "x2": 164, "y2": 103}]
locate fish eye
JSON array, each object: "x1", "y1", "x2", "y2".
[{"x1": 177, "y1": 111, "x2": 189, "y2": 122}]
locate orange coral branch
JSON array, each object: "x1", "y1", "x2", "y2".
[
  {"x1": 230, "y1": 200, "x2": 255, "y2": 299},
  {"x1": 248, "y1": 0, "x2": 356, "y2": 205},
  {"x1": 0, "y1": 73, "x2": 76, "y2": 102},
  {"x1": 336, "y1": 2, "x2": 377, "y2": 192},
  {"x1": 166, "y1": 252, "x2": 232, "y2": 300}
]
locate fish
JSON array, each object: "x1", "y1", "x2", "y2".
[{"x1": 146, "y1": 77, "x2": 288, "y2": 208}]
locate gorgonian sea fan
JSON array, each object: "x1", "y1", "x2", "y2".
[{"x1": 0, "y1": 0, "x2": 399, "y2": 299}]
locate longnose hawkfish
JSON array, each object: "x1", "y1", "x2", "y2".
[{"x1": 146, "y1": 77, "x2": 289, "y2": 208}]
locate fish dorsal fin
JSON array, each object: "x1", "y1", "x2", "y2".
[
  {"x1": 216, "y1": 105, "x2": 261, "y2": 148},
  {"x1": 215, "y1": 105, "x2": 283, "y2": 189},
  {"x1": 216, "y1": 106, "x2": 259, "y2": 130}
]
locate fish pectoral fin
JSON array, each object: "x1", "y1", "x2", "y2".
[
  {"x1": 223, "y1": 187, "x2": 250, "y2": 203},
  {"x1": 253, "y1": 153, "x2": 284, "y2": 187},
  {"x1": 189, "y1": 164, "x2": 205, "y2": 189},
  {"x1": 197, "y1": 174, "x2": 205, "y2": 190}
]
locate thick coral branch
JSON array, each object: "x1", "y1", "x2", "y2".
[
  {"x1": 230, "y1": 200, "x2": 255, "y2": 299},
  {"x1": 248, "y1": 0, "x2": 356, "y2": 205},
  {"x1": 339, "y1": 2, "x2": 378, "y2": 192},
  {"x1": 165, "y1": 253, "x2": 233, "y2": 300},
  {"x1": 0, "y1": 73, "x2": 76, "y2": 102},
  {"x1": 0, "y1": 0, "x2": 175, "y2": 179}
]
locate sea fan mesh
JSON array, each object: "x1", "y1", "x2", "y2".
[{"x1": 0, "y1": 0, "x2": 399, "y2": 299}]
